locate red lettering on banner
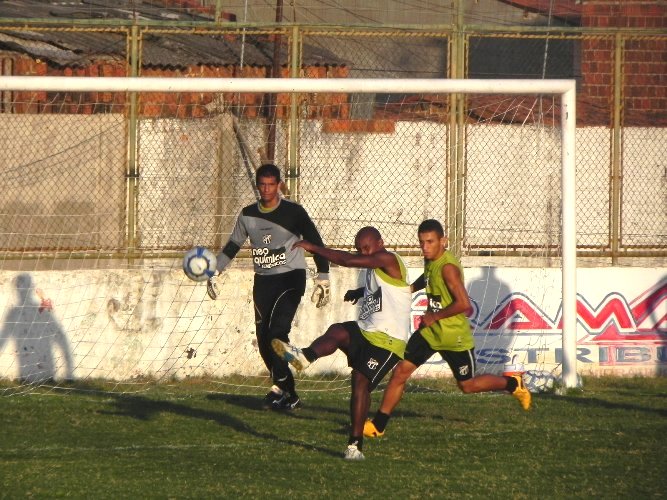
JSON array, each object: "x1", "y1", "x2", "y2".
[
  {"x1": 487, "y1": 296, "x2": 553, "y2": 332},
  {"x1": 410, "y1": 283, "x2": 665, "y2": 346},
  {"x1": 630, "y1": 282, "x2": 667, "y2": 332},
  {"x1": 558, "y1": 294, "x2": 636, "y2": 333}
]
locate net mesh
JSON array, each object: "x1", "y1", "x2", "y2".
[{"x1": 0, "y1": 79, "x2": 571, "y2": 396}]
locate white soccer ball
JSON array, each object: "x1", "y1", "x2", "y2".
[
  {"x1": 183, "y1": 246, "x2": 217, "y2": 282},
  {"x1": 523, "y1": 370, "x2": 556, "y2": 393}
]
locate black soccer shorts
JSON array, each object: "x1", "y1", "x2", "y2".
[
  {"x1": 340, "y1": 321, "x2": 401, "y2": 391},
  {"x1": 404, "y1": 330, "x2": 477, "y2": 382}
]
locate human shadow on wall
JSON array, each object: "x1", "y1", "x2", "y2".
[
  {"x1": 0, "y1": 273, "x2": 73, "y2": 383},
  {"x1": 467, "y1": 266, "x2": 514, "y2": 374}
]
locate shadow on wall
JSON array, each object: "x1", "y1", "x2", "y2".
[
  {"x1": 0, "y1": 273, "x2": 73, "y2": 383},
  {"x1": 467, "y1": 266, "x2": 514, "y2": 374}
]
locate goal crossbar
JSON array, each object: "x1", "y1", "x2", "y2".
[{"x1": 0, "y1": 76, "x2": 578, "y2": 389}]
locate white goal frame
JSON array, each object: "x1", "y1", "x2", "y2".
[{"x1": 0, "y1": 76, "x2": 578, "y2": 388}]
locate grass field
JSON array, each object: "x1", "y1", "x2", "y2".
[{"x1": 1, "y1": 376, "x2": 666, "y2": 499}]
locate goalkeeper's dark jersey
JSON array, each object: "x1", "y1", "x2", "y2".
[{"x1": 216, "y1": 198, "x2": 329, "y2": 276}]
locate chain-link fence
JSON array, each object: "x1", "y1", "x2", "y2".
[{"x1": 0, "y1": 25, "x2": 665, "y2": 264}]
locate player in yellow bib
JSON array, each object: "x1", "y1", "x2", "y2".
[{"x1": 364, "y1": 219, "x2": 532, "y2": 439}]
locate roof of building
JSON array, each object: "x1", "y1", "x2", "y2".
[{"x1": 0, "y1": 1, "x2": 346, "y2": 68}]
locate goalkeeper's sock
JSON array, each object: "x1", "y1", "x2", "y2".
[
  {"x1": 372, "y1": 411, "x2": 390, "y2": 433},
  {"x1": 504, "y1": 375, "x2": 519, "y2": 393},
  {"x1": 302, "y1": 347, "x2": 318, "y2": 363}
]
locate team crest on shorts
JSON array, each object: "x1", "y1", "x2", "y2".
[
  {"x1": 367, "y1": 358, "x2": 379, "y2": 370},
  {"x1": 459, "y1": 365, "x2": 469, "y2": 377}
]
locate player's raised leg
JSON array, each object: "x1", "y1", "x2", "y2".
[
  {"x1": 272, "y1": 322, "x2": 352, "y2": 372},
  {"x1": 271, "y1": 339, "x2": 311, "y2": 371}
]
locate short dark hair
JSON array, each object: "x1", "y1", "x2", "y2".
[
  {"x1": 356, "y1": 226, "x2": 382, "y2": 241},
  {"x1": 418, "y1": 219, "x2": 445, "y2": 238},
  {"x1": 256, "y1": 163, "x2": 281, "y2": 184}
]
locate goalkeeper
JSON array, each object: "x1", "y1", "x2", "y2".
[{"x1": 207, "y1": 163, "x2": 330, "y2": 411}]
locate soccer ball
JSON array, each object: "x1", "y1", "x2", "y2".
[
  {"x1": 183, "y1": 246, "x2": 217, "y2": 282},
  {"x1": 523, "y1": 370, "x2": 556, "y2": 393}
]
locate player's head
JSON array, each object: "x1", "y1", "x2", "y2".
[
  {"x1": 255, "y1": 164, "x2": 282, "y2": 207},
  {"x1": 417, "y1": 219, "x2": 447, "y2": 260},
  {"x1": 354, "y1": 226, "x2": 384, "y2": 255},
  {"x1": 256, "y1": 163, "x2": 281, "y2": 183}
]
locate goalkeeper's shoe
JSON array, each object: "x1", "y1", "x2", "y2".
[
  {"x1": 271, "y1": 392, "x2": 302, "y2": 411},
  {"x1": 363, "y1": 419, "x2": 385, "y2": 438},
  {"x1": 262, "y1": 385, "x2": 284, "y2": 410},
  {"x1": 206, "y1": 273, "x2": 222, "y2": 300},
  {"x1": 271, "y1": 339, "x2": 311, "y2": 371},
  {"x1": 511, "y1": 375, "x2": 532, "y2": 411},
  {"x1": 343, "y1": 444, "x2": 365, "y2": 461}
]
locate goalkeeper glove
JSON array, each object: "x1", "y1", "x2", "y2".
[
  {"x1": 343, "y1": 287, "x2": 364, "y2": 305},
  {"x1": 206, "y1": 272, "x2": 222, "y2": 300},
  {"x1": 311, "y1": 275, "x2": 331, "y2": 308}
]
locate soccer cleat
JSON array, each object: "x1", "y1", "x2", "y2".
[
  {"x1": 271, "y1": 392, "x2": 302, "y2": 411},
  {"x1": 262, "y1": 385, "x2": 284, "y2": 410},
  {"x1": 271, "y1": 339, "x2": 311, "y2": 371},
  {"x1": 206, "y1": 273, "x2": 221, "y2": 300},
  {"x1": 343, "y1": 444, "x2": 365, "y2": 461},
  {"x1": 511, "y1": 374, "x2": 532, "y2": 411},
  {"x1": 363, "y1": 419, "x2": 385, "y2": 438}
]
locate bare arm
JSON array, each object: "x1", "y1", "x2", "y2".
[
  {"x1": 293, "y1": 240, "x2": 402, "y2": 280},
  {"x1": 420, "y1": 263, "x2": 472, "y2": 327}
]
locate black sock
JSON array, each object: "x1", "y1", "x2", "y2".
[
  {"x1": 373, "y1": 411, "x2": 390, "y2": 433},
  {"x1": 302, "y1": 347, "x2": 318, "y2": 363},
  {"x1": 348, "y1": 435, "x2": 363, "y2": 450},
  {"x1": 505, "y1": 375, "x2": 518, "y2": 393}
]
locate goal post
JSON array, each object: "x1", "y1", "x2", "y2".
[{"x1": 0, "y1": 76, "x2": 578, "y2": 390}]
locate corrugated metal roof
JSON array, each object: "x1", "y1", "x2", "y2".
[
  {"x1": 0, "y1": 0, "x2": 214, "y2": 23},
  {"x1": 0, "y1": 29, "x2": 125, "y2": 66},
  {"x1": 0, "y1": 1, "x2": 346, "y2": 68}
]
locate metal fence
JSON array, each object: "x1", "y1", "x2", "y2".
[{"x1": 0, "y1": 24, "x2": 665, "y2": 265}]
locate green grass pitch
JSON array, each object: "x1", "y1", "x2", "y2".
[{"x1": 1, "y1": 376, "x2": 665, "y2": 498}]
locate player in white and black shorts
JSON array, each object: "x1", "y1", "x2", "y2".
[{"x1": 271, "y1": 226, "x2": 412, "y2": 460}]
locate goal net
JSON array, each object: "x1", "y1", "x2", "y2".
[{"x1": 0, "y1": 76, "x2": 577, "y2": 396}]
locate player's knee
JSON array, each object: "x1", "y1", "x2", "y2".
[{"x1": 391, "y1": 362, "x2": 415, "y2": 383}]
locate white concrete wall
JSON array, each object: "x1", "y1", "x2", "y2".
[{"x1": 0, "y1": 265, "x2": 664, "y2": 383}]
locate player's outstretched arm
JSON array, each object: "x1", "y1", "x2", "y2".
[{"x1": 293, "y1": 240, "x2": 398, "y2": 274}]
